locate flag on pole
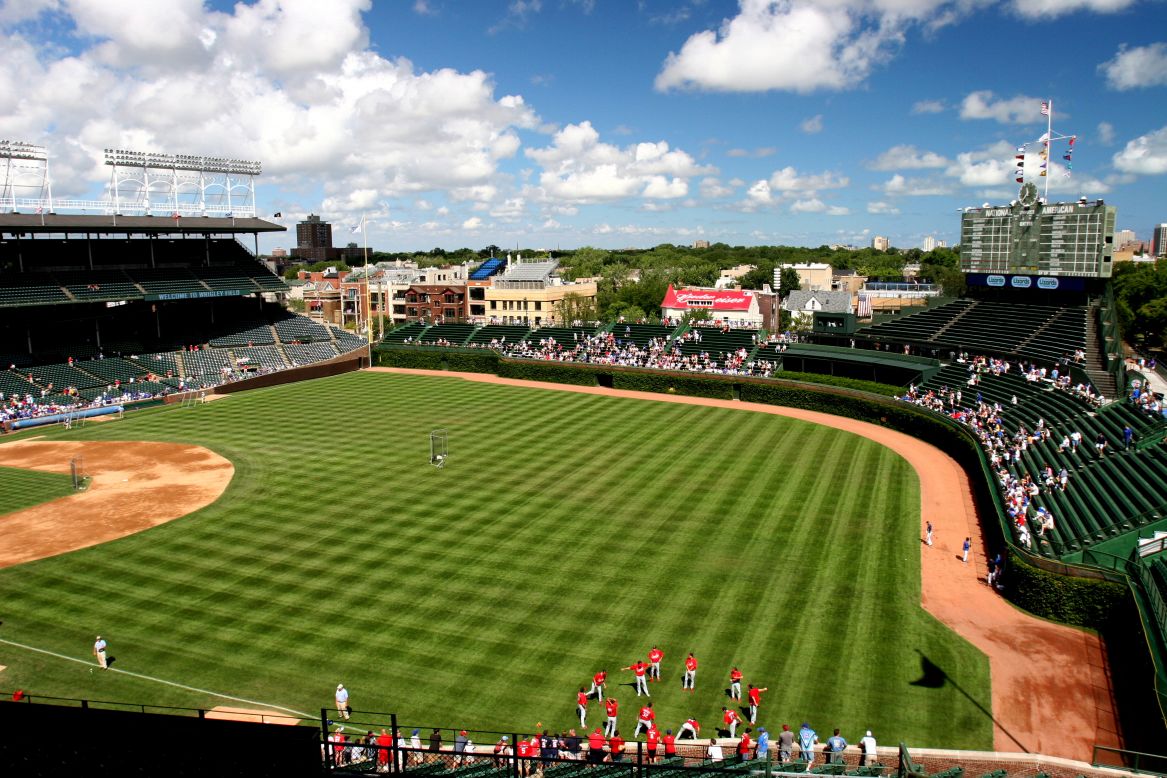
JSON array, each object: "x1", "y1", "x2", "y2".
[
  {"x1": 1040, "y1": 100, "x2": 1050, "y2": 116},
  {"x1": 858, "y1": 293, "x2": 872, "y2": 318},
  {"x1": 1016, "y1": 176, "x2": 1024, "y2": 183},
  {"x1": 351, "y1": 221, "x2": 362, "y2": 233},
  {"x1": 273, "y1": 212, "x2": 282, "y2": 217},
  {"x1": 172, "y1": 212, "x2": 180, "y2": 220}
]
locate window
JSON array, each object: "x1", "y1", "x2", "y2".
[
  {"x1": 445, "y1": 308, "x2": 457, "y2": 319},
  {"x1": 534, "y1": 301, "x2": 542, "y2": 311},
  {"x1": 490, "y1": 300, "x2": 497, "y2": 310}
]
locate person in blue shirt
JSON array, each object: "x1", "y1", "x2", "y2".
[
  {"x1": 755, "y1": 728, "x2": 770, "y2": 761},
  {"x1": 826, "y1": 729, "x2": 847, "y2": 764},
  {"x1": 798, "y1": 722, "x2": 818, "y2": 766}
]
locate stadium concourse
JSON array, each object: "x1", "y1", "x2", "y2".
[{"x1": 375, "y1": 366, "x2": 1118, "y2": 764}]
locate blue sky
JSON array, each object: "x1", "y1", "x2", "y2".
[{"x1": 1, "y1": 0, "x2": 1165, "y2": 253}]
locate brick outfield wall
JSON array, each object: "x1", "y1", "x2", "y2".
[{"x1": 163, "y1": 346, "x2": 369, "y2": 402}]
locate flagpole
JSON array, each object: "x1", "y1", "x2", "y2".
[
  {"x1": 362, "y1": 214, "x2": 373, "y2": 348},
  {"x1": 1043, "y1": 99, "x2": 1053, "y2": 202}
]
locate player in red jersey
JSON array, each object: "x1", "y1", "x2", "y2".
[
  {"x1": 747, "y1": 684, "x2": 769, "y2": 724},
  {"x1": 608, "y1": 731, "x2": 626, "y2": 763},
  {"x1": 678, "y1": 717, "x2": 700, "y2": 739},
  {"x1": 645, "y1": 725, "x2": 660, "y2": 763},
  {"x1": 516, "y1": 735, "x2": 533, "y2": 776},
  {"x1": 648, "y1": 646, "x2": 664, "y2": 681},
  {"x1": 722, "y1": 707, "x2": 742, "y2": 738},
  {"x1": 737, "y1": 729, "x2": 752, "y2": 762},
  {"x1": 577, "y1": 687, "x2": 589, "y2": 728},
  {"x1": 729, "y1": 667, "x2": 743, "y2": 700},
  {"x1": 683, "y1": 653, "x2": 698, "y2": 691},
  {"x1": 663, "y1": 728, "x2": 677, "y2": 758},
  {"x1": 623, "y1": 659, "x2": 650, "y2": 697},
  {"x1": 604, "y1": 697, "x2": 619, "y2": 737},
  {"x1": 587, "y1": 728, "x2": 606, "y2": 764},
  {"x1": 588, "y1": 670, "x2": 607, "y2": 701},
  {"x1": 633, "y1": 702, "x2": 655, "y2": 737}
]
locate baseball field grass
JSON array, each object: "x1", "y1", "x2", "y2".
[
  {"x1": 0, "y1": 371, "x2": 992, "y2": 748},
  {"x1": 0, "y1": 464, "x2": 75, "y2": 514}
]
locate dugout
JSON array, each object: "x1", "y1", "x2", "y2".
[{"x1": 0, "y1": 699, "x2": 320, "y2": 777}]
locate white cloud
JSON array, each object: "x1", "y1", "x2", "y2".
[
  {"x1": 1010, "y1": 0, "x2": 1136, "y2": 18},
  {"x1": 867, "y1": 201, "x2": 900, "y2": 214},
  {"x1": 0, "y1": 0, "x2": 539, "y2": 222},
  {"x1": 0, "y1": 0, "x2": 59, "y2": 23},
  {"x1": 1100, "y1": 43, "x2": 1167, "y2": 90},
  {"x1": 768, "y1": 166, "x2": 849, "y2": 193},
  {"x1": 746, "y1": 180, "x2": 773, "y2": 205},
  {"x1": 800, "y1": 114, "x2": 824, "y2": 134},
  {"x1": 413, "y1": 0, "x2": 436, "y2": 15},
  {"x1": 879, "y1": 174, "x2": 952, "y2": 196},
  {"x1": 868, "y1": 144, "x2": 948, "y2": 170},
  {"x1": 1113, "y1": 125, "x2": 1167, "y2": 175},
  {"x1": 700, "y1": 177, "x2": 735, "y2": 198},
  {"x1": 911, "y1": 99, "x2": 946, "y2": 114},
  {"x1": 726, "y1": 146, "x2": 777, "y2": 158},
  {"x1": 959, "y1": 90, "x2": 1048, "y2": 124},
  {"x1": 655, "y1": 0, "x2": 906, "y2": 93},
  {"x1": 1097, "y1": 121, "x2": 1116, "y2": 145},
  {"x1": 462, "y1": 216, "x2": 483, "y2": 230},
  {"x1": 525, "y1": 120, "x2": 712, "y2": 204},
  {"x1": 490, "y1": 197, "x2": 526, "y2": 220},
  {"x1": 489, "y1": 0, "x2": 542, "y2": 34},
  {"x1": 944, "y1": 141, "x2": 1016, "y2": 187},
  {"x1": 791, "y1": 197, "x2": 849, "y2": 215}
]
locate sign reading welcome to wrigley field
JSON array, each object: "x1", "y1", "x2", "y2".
[
  {"x1": 145, "y1": 289, "x2": 247, "y2": 301},
  {"x1": 959, "y1": 198, "x2": 1116, "y2": 279}
]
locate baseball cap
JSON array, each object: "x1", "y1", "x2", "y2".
[
  {"x1": 337, "y1": 683, "x2": 344, "y2": 689},
  {"x1": 801, "y1": 722, "x2": 809, "y2": 728},
  {"x1": 461, "y1": 730, "x2": 468, "y2": 736},
  {"x1": 758, "y1": 728, "x2": 766, "y2": 733},
  {"x1": 502, "y1": 736, "x2": 509, "y2": 741}
]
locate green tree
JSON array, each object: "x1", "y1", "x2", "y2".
[
  {"x1": 779, "y1": 268, "x2": 802, "y2": 294},
  {"x1": 555, "y1": 292, "x2": 599, "y2": 325}
]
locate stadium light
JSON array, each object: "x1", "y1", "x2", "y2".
[
  {"x1": 0, "y1": 139, "x2": 48, "y2": 161},
  {"x1": 104, "y1": 147, "x2": 262, "y2": 175}
]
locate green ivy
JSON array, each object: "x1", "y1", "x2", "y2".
[
  {"x1": 496, "y1": 359, "x2": 599, "y2": 386},
  {"x1": 775, "y1": 371, "x2": 901, "y2": 396},
  {"x1": 610, "y1": 371, "x2": 734, "y2": 399},
  {"x1": 1006, "y1": 552, "x2": 1129, "y2": 631}
]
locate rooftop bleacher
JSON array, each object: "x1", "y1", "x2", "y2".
[
  {"x1": 611, "y1": 322, "x2": 677, "y2": 349},
  {"x1": 466, "y1": 324, "x2": 530, "y2": 346},
  {"x1": 469, "y1": 257, "x2": 505, "y2": 280},
  {"x1": 418, "y1": 323, "x2": 476, "y2": 346},
  {"x1": 676, "y1": 325, "x2": 757, "y2": 358}
]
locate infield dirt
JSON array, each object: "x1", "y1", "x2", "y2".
[{"x1": 0, "y1": 440, "x2": 233, "y2": 568}]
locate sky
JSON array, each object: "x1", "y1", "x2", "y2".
[{"x1": 1, "y1": 0, "x2": 1166, "y2": 254}]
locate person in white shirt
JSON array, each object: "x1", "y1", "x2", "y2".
[
  {"x1": 93, "y1": 636, "x2": 108, "y2": 669},
  {"x1": 859, "y1": 731, "x2": 878, "y2": 766},
  {"x1": 707, "y1": 739, "x2": 723, "y2": 762},
  {"x1": 335, "y1": 684, "x2": 351, "y2": 721}
]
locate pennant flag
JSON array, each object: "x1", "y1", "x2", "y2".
[
  {"x1": 1040, "y1": 170, "x2": 1047, "y2": 177},
  {"x1": 1040, "y1": 162, "x2": 1047, "y2": 168},
  {"x1": 1016, "y1": 145, "x2": 1027, "y2": 153},
  {"x1": 1016, "y1": 176, "x2": 1024, "y2": 183},
  {"x1": 1063, "y1": 153, "x2": 1072, "y2": 161},
  {"x1": 273, "y1": 212, "x2": 282, "y2": 217},
  {"x1": 225, "y1": 212, "x2": 233, "y2": 218},
  {"x1": 1040, "y1": 149, "x2": 1048, "y2": 159},
  {"x1": 1069, "y1": 136, "x2": 1076, "y2": 147},
  {"x1": 1040, "y1": 100, "x2": 1050, "y2": 116},
  {"x1": 351, "y1": 222, "x2": 362, "y2": 233}
]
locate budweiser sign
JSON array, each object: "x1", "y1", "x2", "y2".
[{"x1": 662, "y1": 285, "x2": 753, "y2": 311}]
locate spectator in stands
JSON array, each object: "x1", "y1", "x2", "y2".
[
  {"x1": 826, "y1": 729, "x2": 847, "y2": 764},
  {"x1": 428, "y1": 728, "x2": 442, "y2": 763},
  {"x1": 586, "y1": 728, "x2": 605, "y2": 765},
  {"x1": 1123, "y1": 426, "x2": 1134, "y2": 450},
  {"x1": 777, "y1": 725, "x2": 794, "y2": 763},
  {"x1": 859, "y1": 731, "x2": 877, "y2": 766},
  {"x1": 455, "y1": 730, "x2": 469, "y2": 766},
  {"x1": 608, "y1": 731, "x2": 625, "y2": 763},
  {"x1": 707, "y1": 738, "x2": 724, "y2": 762},
  {"x1": 562, "y1": 729, "x2": 581, "y2": 760},
  {"x1": 492, "y1": 736, "x2": 510, "y2": 768},
  {"x1": 1095, "y1": 433, "x2": 1109, "y2": 457},
  {"x1": 798, "y1": 722, "x2": 818, "y2": 767},
  {"x1": 755, "y1": 728, "x2": 769, "y2": 761}
]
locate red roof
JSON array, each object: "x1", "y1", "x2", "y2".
[{"x1": 661, "y1": 284, "x2": 753, "y2": 311}]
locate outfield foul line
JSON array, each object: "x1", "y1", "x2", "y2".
[{"x1": 0, "y1": 637, "x2": 313, "y2": 719}]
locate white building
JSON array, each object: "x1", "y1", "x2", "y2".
[
  {"x1": 923, "y1": 236, "x2": 938, "y2": 252},
  {"x1": 660, "y1": 285, "x2": 764, "y2": 327},
  {"x1": 782, "y1": 290, "x2": 853, "y2": 327},
  {"x1": 872, "y1": 236, "x2": 890, "y2": 251}
]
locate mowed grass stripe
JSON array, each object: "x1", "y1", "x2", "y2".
[
  {"x1": 0, "y1": 371, "x2": 990, "y2": 748},
  {"x1": 0, "y1": 464, "x2": 75, "y2": 515}
]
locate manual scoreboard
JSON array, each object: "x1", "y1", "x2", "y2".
[{"x1": 960, "y1": 193, "x2": 1116, "y2": 278}]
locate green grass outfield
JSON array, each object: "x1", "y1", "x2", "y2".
[
  {"x1": 0, "y1": 371, "x2": 992, "y2": 748},
  {"x1": 0, "y1": 464, "x2": 75, "y2": 515}
]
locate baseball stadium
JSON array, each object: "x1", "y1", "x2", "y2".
[{"x1": 0, "y1": 147, "x2": 1165, "y2": 778}]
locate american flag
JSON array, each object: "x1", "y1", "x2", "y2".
[
  {"x1": 858, "y1": 293, "x2": 872, "y2": 318},
  {"x1": 1040, "y1": 101, "x2": 1050, "y2": 116}
]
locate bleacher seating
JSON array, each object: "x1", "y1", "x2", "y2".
[
  {"x1": 0, "y1": 273, "x2": 70, "y2": 306},
  {"x1": 919, "y1": 364, "x2": 1167, "y2": 556},
  {"x1": 466, "y1": 324, "x2": 529, "y2": 346},
  {"x1": 610, "y1": 322, "x2": 677, "y2": 348},
  {"x1": 231, "y1": 345, "x2": 287, "y2": 371},
  {"x1": 183, "y1": 349, "x2": 232, "y2": 377},
  {"x1": 418, "y1": 323, "x2": 476, "y2": 346},
  {"x1": 523, "y1": 325, "x2": 596, "y2": 344},
  {"x1": 133, "y1": 352, "x2": 181, "y2": 376},
  {"x1": 209, "y1": 321, "x2": 276, "y2": 347},
  {"x1": 128, "y1": 267, "x2": 207, "y2": 296},
  {"x1": 27, "y1": 362, "x2": 102, "y2": 390},
  {"x1": 469, "y1": 257, "x2": 505, "y2": 280},
  {"x1": 334, "y1": 330, "x2": 367, "y2": 352},
  {"x1": 191, "y1": 264, "x2": 263, "y2": 291},
  {"x1": 76, "y1": 358, "x2": 151, "y2": 384},
  {"x1": 284, "y1": 342, "x2": 339, "y2": 365},
  {"x1": 863, "y1": 300, "x2": 1088, "y2": 365},
  {"x1": 676, "y1": 325, "x2": 757, "y2": 358},
  {"x1": 56, "y1": 269, "x2": 142, "y2": 301},
  {"x1": 384, "y1": 322, "x2": 427, "y2": 343},
  {"x1": 274, "y1": 315, "x2": 332, "y2": 343}
]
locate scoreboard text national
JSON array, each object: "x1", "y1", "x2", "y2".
[{"x1": 959, "y1": 195, "x2": 1116, "y2": 278}]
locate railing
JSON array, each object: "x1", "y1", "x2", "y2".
[
  {"x1": 1, "y1": 196, "x2": 256, "y2": 218},
  {"x1": 1092, "y1": 745, "x2": 1167, "y2": 775},
  {"x1": 1138, "y1": 535, "x2": 1167, "y2": 559},
  {"x1": 3, "y1": 689, "x2": 312, "y2": 726}
]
